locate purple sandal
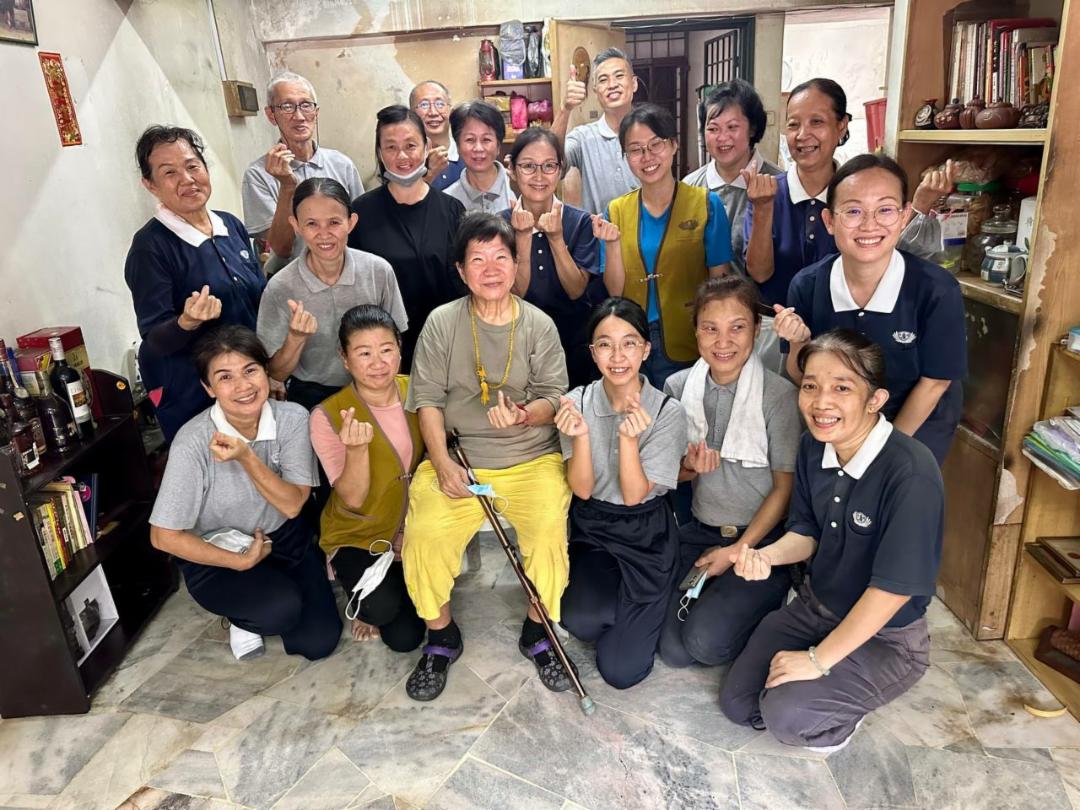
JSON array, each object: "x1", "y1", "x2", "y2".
[
  {"x1": 406, "y1": 642, "x2": 463, "y2": 701},
  {"x1": 519, "y1": 638, "x2": 577, "y2": 693}
]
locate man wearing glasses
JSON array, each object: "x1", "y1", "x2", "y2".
[
  {"x1": 410, "y1": 80, "x2": 464, "y2": 191},
  {"x1": 242, "y1": 72, "x2": 364, "y2": 273}
]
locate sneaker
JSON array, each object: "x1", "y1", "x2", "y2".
[
  {"x1": 803, "y1": 717, "x2": 865, "y2": 754},
  {"x1": 229, "y1": 624, "x2": 265, "y2": 661}
]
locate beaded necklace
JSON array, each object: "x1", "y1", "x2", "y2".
[{"x1": 469, "y1": 297, "x2": 517, "y2": 405}]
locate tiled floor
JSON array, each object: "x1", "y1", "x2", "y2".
[{"x1": 3, "y1": 531, "x2": 1080, "y2": 810}]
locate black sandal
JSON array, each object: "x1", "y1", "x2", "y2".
[
  {"x1": 519, "y1": 638, "x2": 576, "y2": 693},
  {"x1": 405, "y1": 642, "x2": 463, "y2": 701}
]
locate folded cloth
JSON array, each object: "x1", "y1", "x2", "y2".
[{"x1": 680, "y1": 354, "x2": 768, "y2": 468}]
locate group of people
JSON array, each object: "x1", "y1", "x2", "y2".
[{"x1": 125, "y1": 47, "x2": 966, "y2": 753}]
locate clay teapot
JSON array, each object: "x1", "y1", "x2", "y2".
[
  {"x1": 976, "y1": 98, "x2": 1021, "y2": 129},
  {"x1": 934, "y1": 98, "x2": 963, "y2": 129},
  {"x1": 959, "y1": 97, "x2": 985, "y2": 129}
]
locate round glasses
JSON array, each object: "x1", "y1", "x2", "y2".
[
  {"x1": 835, "y1": 205, "x2": 902, "y2": 229},
  {"x1": 515, "y1": 161, "x2": 560, "y2": 175},
  {"x1": 591, "y1": 338, "x2": 646, "y2": 356},
  {"x1": 626, "y1": 138, "x2": 670, "y2": 161},
  {"x1": 272, "y1": 101, "x2": 318, "y2": 117},
  {"x1": 416, "y1": 99, "x2": 448, "y2": 112}
]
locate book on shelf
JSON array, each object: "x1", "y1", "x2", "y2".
[
  {"x1": 1028, "y1": 543, "x2": 1080, "y2": 585},
  {"x1": 947, "y1": 17, "x2": 1057, "y2": 108},
  {"x1": 1040, "y1": 537, "x2": 1080, "y2": 577},
  {"x1": 28, "y1": 476, "x2": 101, "y2": 579}
]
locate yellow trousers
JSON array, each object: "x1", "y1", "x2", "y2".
[{"x1": 403, "y1": 453, "x2": 571, "y2": 622}]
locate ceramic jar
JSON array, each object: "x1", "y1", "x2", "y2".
[
  {"x1": 976, "y1": 99, "x2": 1021, "y2": 129},
  {"x1": 934, "y1": 98, "x2": 964, "y2": 129},
  {"x1": 914, "y1": 98, "x2": 939, "y2": 130},
  {"x1": 959, "y1": 98, "x2": 985, "y2": 129}
]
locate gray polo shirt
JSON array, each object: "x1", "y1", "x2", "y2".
[
  {"x1": 683, "y1": 151, "x2": 783, "y2": 276},
  {"x1": 241, "y1": 144, "x2": 364, "y2": 260},
  {"x1": 665, "y1": 367, "x2": 801, "y2": 527},
  {"x1": 256, "y1": 247, "x2": 408, "y2": 388},
  {"x1": 149, "y1": 400, "x2": 319, "y2": 538},
  {"x1": 443, "y1": 162, "x2": 517, "y2": 214},
  {"x1": 565, "y1": 117, "x2": 640, "y2": 215},
  {"x1": 560, "y1": 377, "x2": 687, "y2": 505}
]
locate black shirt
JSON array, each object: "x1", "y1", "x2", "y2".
[
  {"x1": 349, "y1": 185, "x2": 466, "y2": 368},
  {"x1": 787, "y1": 418, "x2": 944, "y2": 627}
]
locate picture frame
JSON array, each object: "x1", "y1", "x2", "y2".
[{"x1": 1, "y1": 0, "x2": 37, "y2": 46}]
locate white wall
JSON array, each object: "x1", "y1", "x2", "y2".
[{"x1": 0, "y1": 0, "x2": 271, "y2": 374}]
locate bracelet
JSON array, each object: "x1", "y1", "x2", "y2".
[{"x1": 807, "y1": 646, "x2": 831, "y2": 676}]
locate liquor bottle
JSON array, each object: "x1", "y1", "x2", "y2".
[
  {"x1": 1, "y1": 392, "x2": 40, "y2": 476},
  {"x1": 12, "y1": 387, "x2": 47, "y2": 459},
  {"x1": 48, "y1": 337, "x2": 94, "y2": 441},
  {"x1": 0, "y1": 341, "x2": 14, "y2": 397},
  {"x1": 34, "y1": 371, "x2": 76, "y2": 454}
]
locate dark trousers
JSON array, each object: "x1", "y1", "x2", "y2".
[
  {"x1": 331, "y1": 547, "x2": 425, "y2": 653},
  {"x1": 659, "y1": 519, "x2": 790, "y2": 668},
  {"x1": 183, "y1": 532, "x2": 342, "y2": 661},
  {"x1": 719, "y1": 583, "x2": 930, "y2": 748}
]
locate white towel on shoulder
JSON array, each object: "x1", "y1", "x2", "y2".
[{"x1": 680, "y1": 354, "x2": 769, "y2": 468}]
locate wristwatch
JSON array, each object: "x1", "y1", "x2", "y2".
[{"x1": 808, "y1": 646, "x2": 831, "y2": 676}]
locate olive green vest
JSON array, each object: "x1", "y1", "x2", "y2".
[
  {"x1": 317, "y1": 376, "x2": 423, "y2": 554},
  {"x1": 609, "y1": 183, "x2": 710, "y2": 362}
]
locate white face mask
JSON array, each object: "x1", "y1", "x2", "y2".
[{"x1": 383, "y1": 161, "x2": 428, "y2": 187}]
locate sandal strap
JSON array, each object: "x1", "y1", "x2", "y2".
[
  {"x1": 521, "y1": 638, "x2": 552, "y2": 658},
  {"x1": 422, "y1": 644, "x2": 462, "y2": 662}
]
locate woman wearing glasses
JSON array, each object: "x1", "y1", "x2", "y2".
[
  {"x1": 601, "y1": 104, "x2": 732, "y2": 387},
  {"x1": 557, "y1": 297, "x2": 687, "y2": 688},
  {"x1": 505, "y1": 128, "x2": 614, "y2": 387},
  {"x1": 776, "y1": 155, "x2": 966, "y2": 465},
  {"x1": 348, "y1": 105, "x2": 467, "y2": 370}
]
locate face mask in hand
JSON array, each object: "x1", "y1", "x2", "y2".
[{"x1": 383, "y1": 160, "x2": 429, "y2": 187}]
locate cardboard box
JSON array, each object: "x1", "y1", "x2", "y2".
[{"x1": 17, "y1": 326, "x2": 94, "y2": 411}]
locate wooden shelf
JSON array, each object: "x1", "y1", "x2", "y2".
[
  {"x1": 898, "y1": 129, "x2": 1047, "y2": 146},
  {"x1": 1006, "y1": 636, "x2": 1080, "y2": 720},
  {"x1": 479, "y1": 78, "x2": 552, "y2": 87},
  {"x1": 1023, "y1": 545, "x2": 1080, "y2": 604},
  {"x1": 955, "y1": 271, "x2": 1023, "y2": 315}
]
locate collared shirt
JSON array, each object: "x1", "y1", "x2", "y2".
[
  {"x1": 565, "y1": 117, "x2": 640, "y2": 215},
  {"x1": 443, "y1": 162, "x2": 517, "y2": 214},
  {"x1": 787, "y1": 417, "x2": 944, "y2": 627},
  {"x1": 786, "y1": 250, "x2": 966, "y2": 464},
  {"x1": 429, "y1": 139, "x2": 465, "y2": 192},
  {"x1": 256, "y1": 247, "x2": 408, "y2": 388},
  {"x1": 153, "y1": 204, "x2": 230, "y2": 246},
  {"x1": 560, "y1": 377, "x2": 687, "y2": 504},
  {"x1": 683, "y1": 151, "x2": 783, "y2": 276},
  {"x1": 210, "y1": 400, "x2": 277, "y2": 443}
]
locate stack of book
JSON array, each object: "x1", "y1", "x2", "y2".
[
  {"x1": 947, "y1": 17, "x2": 1058, "y2": 108},
  {"x1": 1023, "y1": 414, "x2": 1080, "y2": 490},
  {"x1": 1029, "y1": 537, "x2": 1080, "y2": 584},
  {"x1": 28, "y1": 474, "x2": 98, "y2": 579}
]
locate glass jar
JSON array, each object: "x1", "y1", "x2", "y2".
[
  {"x1": 932, "y1": 189, "x2": 974, "y2": 272},
  {"x1": 967, "y1": 205, "x2": 1018, "y2": 276}
]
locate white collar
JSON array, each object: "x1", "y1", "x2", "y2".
[
  {"x1": 459, "y1": 162, "x2": 510, "y2": 201},
  {"x1": 830, "y1": 250, "x2": 906, "y2": 313},
  {"x1": 821, "y1": 415, "x2": 893, "y2": 479},
  {"x1": 786, "y1": 163, "x2": 829, "y2": 205},
  {"x1": 596, "y1": 116, "x2": 619, "y2": 140},
  {"x1": 154, "y1": 204, "x2": 228, "y2": 248},
  {"x1": 705, "y1": 150, "x2": 763, "y2": 191},
  {"x1": 210, "y1": 401, "x2": 277, "y2": 443}
]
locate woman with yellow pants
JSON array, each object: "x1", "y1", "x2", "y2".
[{"x1": 403, "y1": 212, "x2": 575, "y2": 702}]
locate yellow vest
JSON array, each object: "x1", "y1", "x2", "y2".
[
  {"x1": 317, "y1": 375, "x2": 423, "y2": 555},
  {"x1": 609, "y1": 183, "x2": 710, "y2": 362}
]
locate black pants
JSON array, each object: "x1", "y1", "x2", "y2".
[
  {"x1": 331, "y1": 546, "x2": 425, "y2": 653},
  {"x1": 561, "y1": 497, "x2": 678, "y2": 689},
  {"x1": 182, "y1": 518, "x2": 342, "y2": 661},
  {"x1": 659, "y1": 519, "x2": 790, "y2": 668}
]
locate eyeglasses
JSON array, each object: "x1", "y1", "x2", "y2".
[
  {"x1": 590, "y1": 338, "x2": 646, "y2": 355},
  {"x1": 835, "y1": 205, "x2": 902, "y2": 228},
  {"x1": 626, "y1": 137, "x2": 670, "y2": 161},
  {"x1": 272, "y1": 101, "x2": 318, "y2": 117},
  {"x1": 416, "y1": 99, "x2": 448, "y2": 112},
  {"x1": 515, "y1": 160, "x2": 560, "y2": 175}
]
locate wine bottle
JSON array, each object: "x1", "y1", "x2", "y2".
[
  {"x1": 34, "y1": 371, "x2": 76, "y2": 454},
  {"x1": 0, "y1": 341, "x2": 14, "y2": 398},
  {"x1": 1, "y1": 392, "x2": 40, "y2": 476},
  {"x1": 48, "y1": 337, "x2": 94, "y2": 441}
]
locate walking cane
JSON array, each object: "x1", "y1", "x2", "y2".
[{"x1": 447, "y1": 430, "x2": 595, "y2": 716}]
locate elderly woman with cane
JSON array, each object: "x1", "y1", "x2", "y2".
[{"x1": 401, "y1": 212, "x2": 577, "y2": 702}]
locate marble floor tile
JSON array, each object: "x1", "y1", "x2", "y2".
[
  {"x1": 0, "y1": 711, "x2": 128, "y2": 795},
  {"x1": 872, "y1": 665, "x2": 975, "y2": 748},
  {"x1": 458, "y1": 620, "x2": 539, "y2": 699},
  {"x1": 337, "y1": 663, "x2": 505, "y2": 806},
  {"x1": 1051, "y1": 748, "x2": 1080, "y2": 809},
  {"x1": 146, "y1": 749, "x2": 228, "y2": 800},
  {"x1": 471, "y1": 679, "x2": 739, "y2": 810},
  {"x1": 734, "y1": 752, "x2": 845, "y2": 810},
  {"x1": 449, "y1": 588, "x2": 521, "y2": 638},
  {"x1": 49, "y1": 712, "x2": 204, "y2": 810},
  {"x1": 929, "y1": 623, "x2": 1017, "y2": 666},
  {"x1": 216, "y1": 698, "x2": 346, "y2": 810},
  {"x1": 454, "y1": 532, "x2": 513, "y2": 591},
  {"x1": 264, "y1": 637, "x2": 414, "y2": 718},
  {"x1": 826, "y1": 716, "x2": 916, "y2": 808},
  {"x1": 347, "y1": 784, "x2": 391, "y2": 808},
  {"x1": 736, "y1": 730, "x2": 829, "y2": 760},
  {"x1": 984, "y1": 746, "x2": 1053, "y2": 763},
  {"x1": 0, "y1": 794, "x2": 53, "y2": 808},
  {"x1": 925, "y1": 598, "x2": 967, "y2": 631},
  {"x1": 271, "y1": 747, "x2": 371, "y2": 810},
  {"x1": 120, "y1": 638, "x2": 304, "y2": 723},
  {"x1": 943, "y1": 660, "x2": 1080, "y2": 748},
  {"x1": 116, "y1": 786, "x2": 236, "y2": 810},
  {"x1": 426, "y1": 757, "x2": 565, "y2": 810},
  {"x1": 908, "y1": 746, "x2": 1071, "y2": 809}
]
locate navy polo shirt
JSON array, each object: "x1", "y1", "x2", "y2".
[
  {"x1": 125, "y1": 208, "x2": 265, "y2": 441},
  {"x1": 787, "y1": 417, "x2": 944, "y2": 627},
  {"x1": 743, "y1": 166, "x2": 833, "y2": 308},
  {"x1": 787, "y1": 249, "x2": 966, "y2": 464},
  {"x1": 429, "y1": 141, "x2": 465, "y2": 192}
]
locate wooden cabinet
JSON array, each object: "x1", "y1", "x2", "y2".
[{"x1": 887, "y1": 0, "x2": 1080, "y2": 640}]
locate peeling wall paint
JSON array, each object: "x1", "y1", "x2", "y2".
[{"x1": 994, "y1": 468, "x2": 1024, "y2": 524}]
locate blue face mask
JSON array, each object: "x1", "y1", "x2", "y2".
[
  {"x1": 677, "y1": 573, "x2": 708, "y2": 622},
  {"x1": 467, "y1": 483, "x2": 497, "y2": 498}
]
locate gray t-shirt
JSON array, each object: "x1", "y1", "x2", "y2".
[
  {"x1": 149, "y1": 400, "x2": 319, "y2": 537},
  {"x1": 257, "y1": 247, "x2": 408, "y2": 387},
  {"x1": 560, "y1": 377, "x2": 687, "y2": 505},
  {"x1": 406, "y1": 297, "x2": 566, "y2": 470},
  {"x1": 565, "y1": 117, "x2": 640, "y2": 215},
  {"x1": 241, "y1": 145, "x2": 364, "y2": 262},
  {"x1": 443, "y1": 162, "x2": 517, "y2": 214},
  {"x1": 665, "y1": 367, "x2": 801, "y2": 527}
]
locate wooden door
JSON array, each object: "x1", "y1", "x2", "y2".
[{"x1": 548, "y1": 20, "x2": 628, "y2": 133}]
